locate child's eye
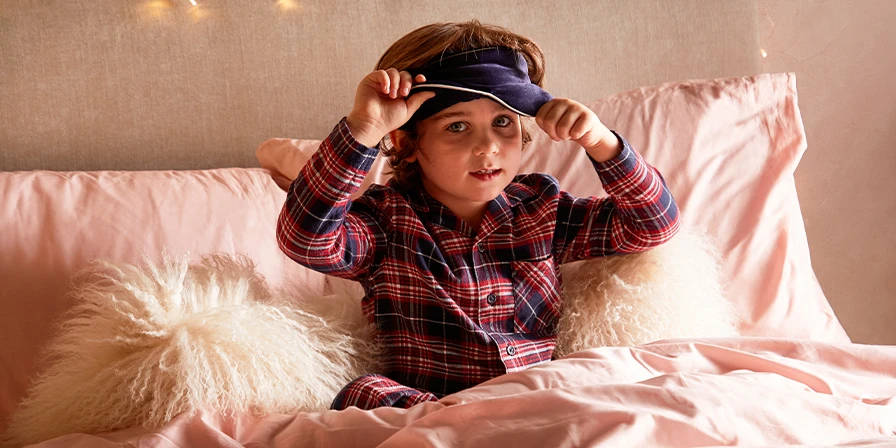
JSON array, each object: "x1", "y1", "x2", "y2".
[
  {"x1": 447, "y1": 122, "x2": 468, "y2": 132},
  {"x1": 493, "y1": 116, "x2": 513, "y2": 127}
]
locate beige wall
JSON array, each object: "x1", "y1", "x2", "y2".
[
  {"x1": 0, "y1": 0, "x2": 759, "y2": 172},
  {"x1": 759, "y1": 0, "x2": 896, "y2": 344}
]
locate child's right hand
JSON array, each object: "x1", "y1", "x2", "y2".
[{"x1": 346, "y1": 69, "x2": 436, "y2": 147}]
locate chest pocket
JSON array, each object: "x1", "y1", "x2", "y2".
[{"x1": 512, "y1": 256, "x2": 562, "y2": 336}]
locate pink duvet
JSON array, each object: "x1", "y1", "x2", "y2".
[{"x1": 31, "y1": 338, "x2": 896, "y2": 447}]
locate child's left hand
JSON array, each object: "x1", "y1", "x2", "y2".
[{"x1": 535, "y1": 98, "x2": 622, "y2": 163}]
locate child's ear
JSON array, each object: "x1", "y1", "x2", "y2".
[{"x1": 389, "y1": 130, "x2": 418, "y2": 163}]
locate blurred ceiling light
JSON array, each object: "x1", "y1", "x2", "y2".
[
  {"x1": 277, "y1": 0, "x2": 301, "y2": 12},
  {"x1": 143, "y1": 0, "x2": 173, "y2": 18},
  {"x1": 189, "y1": 6, "x2": 209, "y2": 21}
]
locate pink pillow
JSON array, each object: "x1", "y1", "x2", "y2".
[
  {"x1": 256, "y1": 73, "x2": 849, "y2": 343},
  {"x1": 259, "y1": 137, "x2": 393, "y2": 201},
  {"x1": 0, "y1": 168, "x2": 327, "y2": 429}
]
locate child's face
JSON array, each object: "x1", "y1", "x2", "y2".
[{"x1": 407, "y1": 98, "x2": 523, "y2": 214}]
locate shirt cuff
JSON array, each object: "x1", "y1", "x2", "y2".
[
  {"x1": 327, "y1": 117, "x2": 381, "y2": 175},
  {"x1": 589, "y1": 131, "x2": 640, "y2": 187}
]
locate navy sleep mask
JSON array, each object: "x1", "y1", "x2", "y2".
[{"x1": 398, "y1": 47, "x2": 553, "y2": 132}]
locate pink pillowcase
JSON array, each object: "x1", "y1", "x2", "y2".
[
  {"x1": 257, "y1": 73, "x2": 850, "y2": 343},
  {"x1": 0, "y1": 168, "x2": 328, "y2": 429}
]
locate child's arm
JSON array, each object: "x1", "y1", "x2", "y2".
[
  {"x1": 276, "y1": 70, "x2": 434, "y2": 279},
  {"x1": 535, "y1": 99, "x2": 680, "y2": 263}
]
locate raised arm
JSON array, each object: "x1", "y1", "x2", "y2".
[
  {"x1": 277, "y1": 121, "x2": 386, "y2": 279},
  {"x1": 535, "y1": 98, "x2": 680, "y2": 263},
  {"x1": 276, "y1": 69, "x2": 434, "y2": 279},
  {"x1": 552, "y1": 137, "x2": 680, "y2": 263}
]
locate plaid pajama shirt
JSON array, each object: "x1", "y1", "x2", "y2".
[{"x1": 277, "y1": 118, "x2": 680, "y2": 410}]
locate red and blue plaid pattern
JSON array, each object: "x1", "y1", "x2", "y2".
[{"x1": 277, "y1": 118, "x2": 680, "y2": 409}]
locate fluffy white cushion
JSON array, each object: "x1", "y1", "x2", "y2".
[
  {"x1": 555, "y1": 226, "x2": 738, "y2": 357},
  {"x1": 3, "y1": 254, "x2": 380, "y2": 447}
]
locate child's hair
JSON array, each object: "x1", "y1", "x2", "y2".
[{"x1": 376, "y1": 20, "x2": 546, "y2": 189}]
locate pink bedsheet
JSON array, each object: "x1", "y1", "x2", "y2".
[{"x1": 29, "y1": 338, "x2": 896, "y2": 447}]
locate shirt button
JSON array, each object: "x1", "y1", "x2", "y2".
[
  {"x1": 506, "y1": 345, "x2": 516, "y2": 356},
  {"x1": 477, "y1": 243, "x2": 485, "y2": 253},
  {"x1": 486, "y1": 293, "x2": 497, "y2": 305}
]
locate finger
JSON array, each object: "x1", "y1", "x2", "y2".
[
  {"x1": 569, "y1": 114, "x2": 591, "y2": 140},
  {"x1": 534, "y1": 99, "x2": 556, "y2": 129},
  {"x1": 535, "y1": 101, "x2": 559, "y2": 139},
  {"x1": 541, "y1": 102, "x2": 569, "y2": 141},
  {"x1": 405, "y1": 91, "x2": 436, "y2": 115},
  {"x1": 373, "y1": 70, "x2": 390, "y2": 95},
  {"x1": 555, "y1": 109, "x2": 581, "y2": 140},
  {"x1": 546, "y1": 102, "x2": 573, "y2": 141},
  {"x1": 415, "y1": 74, "x2": 427, "y2": 83},
  {"x1": 399, "y1": 71, "x2": 414, "y2": 97},
  {"x1": 386, "y1": 68, "x2": 401, "y2": 98}
]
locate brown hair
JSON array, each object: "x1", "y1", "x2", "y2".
[{"x1": 376, "y1": 20, "x2": 546, "y2": 189}]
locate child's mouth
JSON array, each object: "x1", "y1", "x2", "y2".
[{"x1": 470, "y1": 168, "x2": 502, "y2": 181}]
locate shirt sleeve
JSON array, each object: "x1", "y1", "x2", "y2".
[
  {"x1": 553, "y1": 132, "x2": 680, "y2": 264},
  {"x1": 276, "y1": 117, "x2": 388, "y2": 280}
]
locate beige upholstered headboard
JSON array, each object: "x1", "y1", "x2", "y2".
[{"x1": 0, "y1": 0, "x2": 759, "y2": 171}]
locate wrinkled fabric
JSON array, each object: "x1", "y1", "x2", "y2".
[{"x1": 31, "y1": 338, "x2": 896, "y2": 447}]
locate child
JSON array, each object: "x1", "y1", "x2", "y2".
[{"x1": 277, "y1": 20, "x2": 679, "y2": 411}]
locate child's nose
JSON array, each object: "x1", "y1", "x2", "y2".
[{"x1": 472, "y1": 134, "x2": 500, "y2": 156}]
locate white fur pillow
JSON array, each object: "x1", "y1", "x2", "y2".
[
  {"x1": 555, "y1": 226, "x2": 738, "y2": 357},
  {"x1": 3, "y1": 254, "x2": 380, "y2": 447}
]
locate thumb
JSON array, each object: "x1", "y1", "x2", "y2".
[{"x1": 405, "y1": 91, "x2": 436, "y2": 115}]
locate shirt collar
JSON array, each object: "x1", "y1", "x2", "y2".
[{"x1": 391, "y1": 177, "x2": 536, "y2": 237}]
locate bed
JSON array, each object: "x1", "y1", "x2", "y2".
[{"x1": 2, "y1": 1, "x2": 895, "y2": 446}]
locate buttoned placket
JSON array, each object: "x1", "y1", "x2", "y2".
[
  {"x1": 470, "y1": 193, "x2": 519, "y2": 364},
  {"x1": 473, "y1": 239, "x2": 488, "y2": 320},
  {"x1": 473, "y1": 229, "x2": 519, "y2": 364}
]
